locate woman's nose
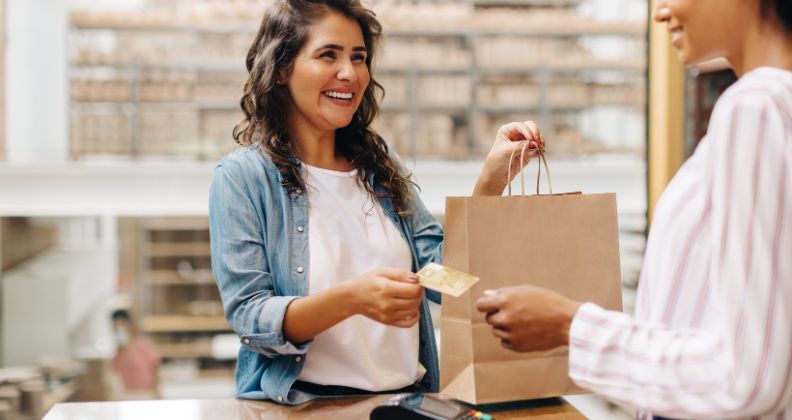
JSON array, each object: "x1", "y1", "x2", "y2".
[
  {"x1": 337, "y1": 60, "x2": 357, "y2": 82},
  {"x1": 653, "y1": 0, "x2": 671, "y2": 23}
]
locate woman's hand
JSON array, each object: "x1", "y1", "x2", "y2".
[
  {"x1": 283, "y1": 267, "x2": 424, "y2": 344},
  {"x1": 348, "y1": 268, "x2": 424, "y2": 328},
  {"x1": 475, "y1": 285, "x2": 582, "y2": 352},
  {"x1": 473, "y1": 121, "x2": 545, "y2": 196}
]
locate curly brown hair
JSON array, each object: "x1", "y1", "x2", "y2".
[{"x1": 233, "y1": 0, "x2": 415, "y2": 216}]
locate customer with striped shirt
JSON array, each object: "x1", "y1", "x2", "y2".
[{"x1": 475, "y1": 0, "x2": 792, "y2": 418}]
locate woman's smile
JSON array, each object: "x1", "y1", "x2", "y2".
[{"x1": 322, "y1": 89, "x2": 356, "y2": 107}]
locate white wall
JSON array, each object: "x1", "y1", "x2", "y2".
[
  {"x1": 1, "y1": 218, "x2": 117, "y2": 366},
  {"x1": 5, "y1": 0, "x2": 68, "y2": 163},
  {"x1": 2, "y1": 250, "x2": 71, "y2": 365},
  {"x1": 580, "y1": 0, "x2": 647, "y2": 21}
]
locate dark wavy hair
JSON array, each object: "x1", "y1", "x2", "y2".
[
  {"x1": 762, "y1": 0, "x2": 792, "y2": 30},
  {"x1": 233, "y1": 0, "x2": 415, "y2": 216}
]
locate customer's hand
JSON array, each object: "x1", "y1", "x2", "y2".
[
  {"x1": 473, "y1": 121, "x2": 545, "y2": 196},
  {"x1": 475, "y1": 285, "x2": 581, "y2": 352},
  {"x1": 348, "y1": 268, "x2": 424, "y2": 328}
]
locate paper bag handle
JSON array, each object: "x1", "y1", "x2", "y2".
[{"x1": 507, "y1": 141, "x2": 552, "y2": 196}]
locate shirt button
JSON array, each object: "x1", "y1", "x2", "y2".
[
  {"x1": 296, "y1": 267, "x2": 304, "y2": 273},
  {"x1": 296, "y1": 226, "x2": 304, "y2": 233},
  {"x1": 243, "y1": 338, "x2": 251, "y2": 345},
  {"x1": 295, "y1": 356, "x2": 302, "y2": 363}
]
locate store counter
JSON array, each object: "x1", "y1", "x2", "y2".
[{"x1": 43, "y1": 394, "x2": 585, "y2": 419}]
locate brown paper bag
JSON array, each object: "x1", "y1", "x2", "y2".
[{"x1": 440, "y1": 150, "x2": 623, "y2": 404}]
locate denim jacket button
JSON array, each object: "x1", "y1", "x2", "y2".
[
  {"x1": 297, "y1": 226, "x2": 304, "y2": 233},
  {"x1": 277, "y1": 396, "x2": 284, "y2": 402},
  {"x1": 243, "y1": 338, "x2": 251, "y2": 345},
  {"x1": 295, "y1": 356, "x2": 302, "y2": 363},
  {"x1": 296, "y1": 266, "x2": 304, "y2": 273}
]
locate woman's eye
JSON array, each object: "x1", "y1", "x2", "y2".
[
  {"x1": 320, "y1": 51, "x2": 336, "y2": 59},
  {"x1": 352, "y1": 54, "x2": 367, "y2": 62}
]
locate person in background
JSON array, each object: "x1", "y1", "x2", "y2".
[
  {"x1": 476, "y1": 0, "x2": 792, "y2": 418},
  {"x1": 111, "y1": 309, "x2": 161, "y2": 400},
  {"x1": 209, "y1": 0, "x2": 543, "y2": 405}
]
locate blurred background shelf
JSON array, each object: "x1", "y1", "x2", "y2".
[
  {"x1": 67, "y1": 2, "x2": 646, "y2": 161},
  {"x1": 132, "y1": 217, "x2": 234, "y2": 377},
  {"x1": 68, "y1": 22, "x2": 644, "y2": 37},
  {"x1": 155, "y1": 341, "x2": 213, "y2": 359},
  {"x1": 145, "y1": 242, "x2": 212, "y2": 258},
  {"x1": 139, "y1": 315, "x2": 229, "y2": 333},
  {"x1": 146, "y1": 269, "x2": 215, "y2": 286}
]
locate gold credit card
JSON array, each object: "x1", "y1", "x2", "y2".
[{"x1": 417, "y1": 263, "x2": 479, "y2": 297}]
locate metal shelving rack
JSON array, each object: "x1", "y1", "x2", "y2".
[
  {"x1": 67, "y1": 9, "x2": 646, "y2": 160},
  {"x1": 135, "y1": 217, "x2": 232, "y2": 363}
]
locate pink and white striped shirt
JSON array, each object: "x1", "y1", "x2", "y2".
[{"x1": 568, "y1": 67, "x2": 792, "y2": 419}]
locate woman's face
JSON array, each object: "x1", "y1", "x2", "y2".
[
  {"x1": 284, "y1": 11, "x2": 370, "y2": 135},
  {"x1": 653, "y1": 0, "x2": 753, "y2": 65}
]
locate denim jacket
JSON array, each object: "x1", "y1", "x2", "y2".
[{"x1": 209, "y1": 145, "x2": 443, "y2": 405}]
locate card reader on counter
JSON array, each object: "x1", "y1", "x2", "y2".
[{"x1": 370, "y1": 393, "x2": 493, "y2": 420}]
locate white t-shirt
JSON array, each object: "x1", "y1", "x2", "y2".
[{"x1": 296, "y1": 163, "x2": 425, "y2": 391}]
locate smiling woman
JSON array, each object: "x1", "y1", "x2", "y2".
[
  {"x1": 211, "y1": 0, "x2": 440, "y2": 405},
  {"x1": 283, "y1": 12, "x2": 372, "y2": 165},
  {"x1": 210, "y1": 0, "x2": 546, "y2": 406},
  {"x1": 230, "y1": 0, "x2": 414, "y2": 215}
]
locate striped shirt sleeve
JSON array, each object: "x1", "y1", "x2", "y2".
[{"x1": 567, "y1": 90, "x2": 792, "y2": 418}]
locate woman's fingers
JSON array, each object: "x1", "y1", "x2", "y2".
[
  {"x1": 391, "y1": 312, "x2": 420, "y2": 328},
  {"x1": 384, "y1": 278, "x2": 424, "y2": 299},
  {"x1": 501, "y1": 123, "x2": 532, "y2": 143},
  {"x1": 518, "y1": 142, "x2": 541, "y2": 164},
  {"x1": 387, "y1": 296, "x2": 423, "y2": 311},
  {"x1": 523, "y1": 120, "x2": 543, "y2": 147},
  {"x1": 391, "y1": 307, "x2": 419, "y2": 316},
  {"x1": 377, "y1": 267, "x2": 419, "y2": 284},
  {"x1": 390, "y1": 308, "x2": 420, "y2": 321},
  {"x1": 500, "y1": 121, "x2": 541, "y2": 144}
]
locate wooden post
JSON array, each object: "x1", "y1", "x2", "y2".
[{"x1": 647, "y1": 1, "x2": 686, "y2": 224}]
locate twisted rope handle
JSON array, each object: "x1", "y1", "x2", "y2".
[{"x1": 506, "y1": 141, "x2": 552, "y2": 196}]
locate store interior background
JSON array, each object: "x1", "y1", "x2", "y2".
[{"x1": 0, "y1": 0, "x2": 730, "y2": 418}]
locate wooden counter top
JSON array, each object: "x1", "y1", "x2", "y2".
[{"x1": 43, "y1": 395, "x2": 585, "y2": 419}]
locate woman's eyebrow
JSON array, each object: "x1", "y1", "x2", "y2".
[{"x1": 314, "y1": 44, "x2": 368, "y2": 53}]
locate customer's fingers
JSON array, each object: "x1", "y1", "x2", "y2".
[
  {"x1": 491, "y1": 327, "x2": 510, "y2": 340},
  {"x1": 476, "y1": 292, "x2": 503, "y2": 313}
]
